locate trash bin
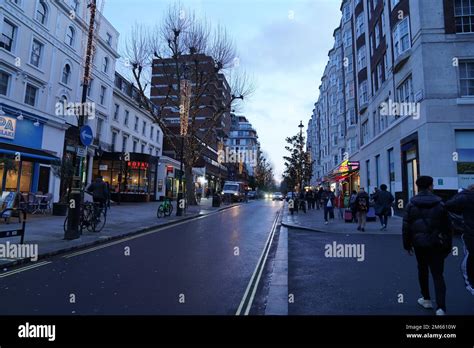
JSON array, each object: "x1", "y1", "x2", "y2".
[{"x1": 212, "y1": 194, "x2": 221, "y2": 207}]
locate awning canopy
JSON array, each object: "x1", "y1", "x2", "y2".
[{"x1": 0, "y1": 142, "x2": 59, "y2": 164}]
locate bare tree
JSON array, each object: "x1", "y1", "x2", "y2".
[{"x1": 123, "y1": 4, "x2": 254, "y2": 205}]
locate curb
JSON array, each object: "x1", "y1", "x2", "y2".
[
  {"x1": 0, "y1": 203, "x2": 240, "y2": 270},
  {"x1": 282, "y1": 221, "x2": 402, "y2": 236}
]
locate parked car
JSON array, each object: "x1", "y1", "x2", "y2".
[
  {"x1": 248, "y1": 191, "x2": 257, "y2": 200},
  {"x1": 272, "y1": 192, "x2": 284, "y2": 201},
  {"x1": 222, "y1": 181, "x2": 246, "y2": 202}
]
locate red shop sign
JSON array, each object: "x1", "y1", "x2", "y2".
[{"x1": 127, "y1": 161, "x2": 149, "y2": 169}]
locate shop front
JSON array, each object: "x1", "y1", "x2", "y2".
[
  {"x1": 92, "y1": 152, "x2": 158, "y2": 202},
  {"x1": 329, "y1": 160, "x2": 360, "y2": 194},
  {"x1": 0, "y1": 104, "x2": 60, "y2": 199}
]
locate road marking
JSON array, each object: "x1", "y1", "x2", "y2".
[
  {"x1": 236, "y1": 208, "x2": 281, "y2": 315},
  {"x1": 0, "y1": 261, "x2": 51, "y2": 278},
  {"x1": 63, "y1": 205, "x2": 240, "y2": 259}
]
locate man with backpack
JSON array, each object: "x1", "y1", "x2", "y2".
[
  {"x1": 402, "y1": 176, "x2": 452, "y2": 315},
  {"x1": 355, "y1": 187, "x2": 370, "y2": 231},
  {"x1": 446, "y1": 184, "x2": 474, "y2": 296}
]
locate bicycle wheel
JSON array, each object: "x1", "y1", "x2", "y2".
[
  {"x1": 157, "y1": 205, "x2": 164, "y2": 218},
  {"x1": 83, "y1": 206, "x2": 96, "y2": 233},
  {"x1": 63, "y1": 216, "x2": 68, "y2": 233},
  {"x1": 94, "y1": 209, "x2": 107, "y2": 232},
  {"x1": 164, "y1": 204, "x2": 173, "y2": 217}
]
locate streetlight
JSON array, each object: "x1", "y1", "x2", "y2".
[{"x1": 298, "y1": 120, "x2": 304, "y2": 192}]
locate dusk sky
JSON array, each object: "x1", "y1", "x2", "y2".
[{"x1": 104, "y1": 0, "x2": 342, "y2": 181}]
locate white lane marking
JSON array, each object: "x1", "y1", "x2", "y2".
[
  {"x1": 63, "y1": 205, "x2": 240, "y2": 259},
  {"x1": 236, "y1": 209, "x2": 281, "y2": 315},
  {"x1": 0, "y1": 261, "x2": 52, "y2": 278}
]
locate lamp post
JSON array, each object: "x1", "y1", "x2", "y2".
[{"x1": 298, "y1": 120, "x2": 304, "y2": 192}]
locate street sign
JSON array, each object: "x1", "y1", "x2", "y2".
[
  {"x1": 76, "y1": 147, "x2": 86, "y2": 157},
  {"x1": 99, "y1": 164, "x2": 108, "y2": 171},
  {"x1": 80, "y1": 125, "x2": 93, "y2": 147}
]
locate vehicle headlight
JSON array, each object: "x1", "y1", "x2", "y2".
[{"x1": 234, "y1": 193, "x2": 239, "y2": 196}]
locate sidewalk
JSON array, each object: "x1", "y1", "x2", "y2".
[
  {"x1": 0, "y1": 198, "x2": 237, "y2": 267},
  {"x1": 282, "y1": 202, "x2": 402, "y2": 235}
]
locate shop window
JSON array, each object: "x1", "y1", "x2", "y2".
[{"x1": 19, "y1": 161, "x2": 33, "y2": 192}]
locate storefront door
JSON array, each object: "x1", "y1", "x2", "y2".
[{"x1": 38, "y1": 166, "x2": 50, "y2": 194}]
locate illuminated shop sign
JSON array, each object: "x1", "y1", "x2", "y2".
[
  {"x1": 127, "y1": 161, "x2": 149, "y2": 169},
  {"x1": 0, "y1": 116, "x2": 16, "y2": 140}
]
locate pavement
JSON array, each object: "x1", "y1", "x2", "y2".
[
  {"x1": 0, "y1": 200, "x2": 283, "y2": 315},
  {"x1": 288, "y1": 228, "x2": 474, "y2": 315},
  {"x1": 282, "y1": 201, "x2": 402, "y2": 235},
  {"x1": 0, "y1": 198, "x2": 239, "y2": 268}
]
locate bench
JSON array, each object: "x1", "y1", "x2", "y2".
[{"x1": 0, "y1": 208, "x2": 27, "y2": 244}]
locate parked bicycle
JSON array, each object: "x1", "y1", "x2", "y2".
[
  {"x1": 63, "y1": 201, "x2": 107, "y2": 233},
  {"x1": 157, "y1": 198, "x2": 173, "y2": 218}
]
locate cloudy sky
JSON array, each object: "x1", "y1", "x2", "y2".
[{"x1": 104, "y1": 0, "x2": 341, "y2": 181}]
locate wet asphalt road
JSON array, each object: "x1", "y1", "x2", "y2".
[
  {"x1": 288, "y1": 228, "x2": 474, "y2": 315},
  {"x1": 0, "y1": 200, "x2": 283, "y2": 315}
]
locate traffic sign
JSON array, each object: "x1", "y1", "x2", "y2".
[
  {"x1": 76, "y1": 147, "x2": 86, "y2": 157},
  {"x1": 80, "y1": 125, "x2": 93, "y2": 147}
]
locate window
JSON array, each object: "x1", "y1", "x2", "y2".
[
  {"x1": 124, "y1": 110, "x2": 129, "y2": 126},
  {"x1": 96, "y1": 118, "x2": 103, "y2": 139},
  {"x1": 66, "y1": 26, "x2": 75, "y2": 46},
  {"x1": 361, "y1": 120, "x2": 369, "y2": 145},
  {"x1": 335, "y1": 31, "x2": 341, "y2": 46},
  {"x1": 384, "y1": 52, "x2": 389, "y2": 76},
  {"x1": 133, "y1": 140, "x2": 137, "y2": 152},
  {"x1": 103, "y1": 57, "x2": 109, "y2": 73},
  {"x1": 150, "y1": 126, "x2": 154, "y2": 139},
  {"x1": 87, "y1": 79, "x2": 93, "y2": 97},
  {"x1": 375, "y1": 22, "x2": 380, "y2": 48},
  {"x1": 455, "y1": 0, "x2": 474, "y2": 33},
  {"x1": 356, "y1": 14, "x2": 364, "y2": 37},
  {"x1": 393, "y1": 17, "x2": 411, "y2": 59},
  {"x1": 366, "y1": 159, "x2": 371, "y2": 189},
  {"x1": 134, "y1": 116, "x2": 139, "y2": 131},
  {"x1": 347, "y1": 108, "x2": 356, "y2": 125},
  {"x1": 62, "y1": 64, "x2": 71, "y2": 85},
  {"x1": 0, "y1": 71, "x2": 10, "y2": 96},
  {"x1": 30, "y1": 39, "x2": 43, "y2": 67},
  {"x1": 122, "y1": 136, "x2": 128, "y2": 152},
  {"x1": 377, "y1": 63, "x2": 384, "y2": 86},
  {"x1": 100, "y1": 86, "x2": 106, "y2": 105},
  {"x1": 459, "y1": 61, "x2": 474, "y2": 96},
  {"x1": 375, "y1": 155, "x2": 380, "y2": 187},
  {"x1": 388, "y1": 148, "x2": 395, "y2": 193},
  {"x1": 391, "y1": 0, "x2": 400, "y2": 9},
  {"x1": 111, "y1": 132, "x2": 117, "y2": 152},
  {"x1": 397, "y1": 76, "x2": 413, "y2": 103},
  {"x1": 359, "y1": 80, "x2": 368, "y2": 105},
  {"x1": 24, "y1": 84, "x2": 38, "y2": 106},
  {"x1": 343, "y1": 4, "x2": 351, "y2": 22},
  {"x1": 36, "y1": 0, "x2": 47, "y2": 25},
  {"x1": 345, "y1": 54, "x2": 353, "y2": 72},
  {"x1": 343, "y1": 30, "x2": 352, "y2": 47},
  {"x1": 156, "y1": 129, "x2": 160, "y2": 142},
  {"x1": 357, "y1": 46, "x2": 367, "y2": 70},
  {"x1": 1, "y1": 19, "x2": 16, "y2": 52},
  {"x1": 141, "y1": 143, "x2": 145, "y2": 153},
  {"x1": 142, "y1": 121, "x2": 146, "y2": 135},
  {"x1": 106, "y1": 33, "x2": 112, "y2": 46},
  {"x1": 114, "y1": 104, "x2": 120, "y2": 120},
  {"x1": 346, "y1": 81, "x2": 355, "y2": 98}
]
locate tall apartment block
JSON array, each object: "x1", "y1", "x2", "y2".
[{"x1": 308, "y1": 0, "x2": 474, "y2": 206}]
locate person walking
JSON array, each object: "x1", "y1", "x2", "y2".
[
  {"x1": 349, "y1": 190, "x2": 358, "y2": 223},
  {"x1": 355, "y1": 188, "x2": 369, "y2": 231},
  {"x1": 321, "y1": 187, "x2": 335, "y2": 225},
  {"x1": 374, "y1": 184, "x2": 395, "y2": 230},
  {"x1": 335, "y1": 190, "x2": 344, "y2": 220},
  {"x1": 306, "y1": 189, "x2": 315, "y2": 210},
  {"x1": 446, "y1": 184, "x2": 474, "y2": 296},
  {"x1": 402, "y1": 176, "x2": 452, "y2": 315},
  {"x1": 316, "y1": 187, "x2": 324, "y2": 210}
]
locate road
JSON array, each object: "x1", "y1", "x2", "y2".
[
  {"x1": 0, "y1": 200, "x2": 283, "y2": 315},
  {"x1": 288, "y1": 228, "x2": 474, "y2": 315}
]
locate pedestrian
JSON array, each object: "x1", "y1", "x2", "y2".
[
  {"x1": 374, "y1": 184, "x2": 395, "y2": 230},
  {"x1": 402, "y1": 176, "x2": 452, "y2": 315},
  {"x1": 321, "y1": 187, "x2": 335, "y2": 225},
  {"x1": 335, "y1": 190, "x2": 344, "y2": 219},
  {"x1": 355, "y1": 187, "x2": 369, "y2": 231},
  {"x1": 316, "y1": 187, "x2": 324, "y2": 210},
  {"x1": 306, "y1": 189, "x2": 314, "y2": 210},
  {"x1": 446, "y1": 184, "x2": 474, "y2": 296},
  {"x1": 298, "y1": 190, "x2": 307, "y2": 213},
  {"x1": 350, "y1": 190, "x2": 358, "y2": 223}
]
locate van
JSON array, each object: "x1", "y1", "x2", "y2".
[{"x1": 222, "y1": 181, "x2": 246, "y2": 202}]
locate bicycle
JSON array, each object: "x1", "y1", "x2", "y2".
[
  {"x1": 63, "y1": 201, "x2": 107, "y2": 233},
  {"x1": 157, "y1": 198, "x2": 173, "y2": 218}
]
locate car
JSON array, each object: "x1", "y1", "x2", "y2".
[
  {"x1": 247, "y1": 191, "x2": 257, "y2": 200},
  {"x1": 222, "y1": 181, "x2": 246, "y2": 202},
  {"x1": 264, "y1": 192, "x2": 272, "y2": 199},
  {"x1": 272, "y1": 192, "x2": 284, "y2": 201}
]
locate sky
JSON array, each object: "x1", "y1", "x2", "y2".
[{"x1": 104, "y1": 0, "x2": 342, "y2": 181}]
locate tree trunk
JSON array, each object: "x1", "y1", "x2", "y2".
[{"x1": 185, "y1": 166, "x2": 197, "y2": 206}]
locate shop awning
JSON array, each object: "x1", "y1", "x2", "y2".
[{"x1": 0, "y1": 143, "x2": 59, "y2": 164}]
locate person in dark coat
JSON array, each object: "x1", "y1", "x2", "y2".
[
  {"x1": 446, "y1": 184, "x2": 474, "y2": 296},
  {"x1": 402, "y1": 176, "x2": 452, "y2": 315},
  {"x1": 355, "y1": 188, "x2": 370, "y2": 231},
  {"x1": 349, "y1": 190, "x2": 358, "y2": 223},
  {"x1": 87, "y1": 176, "x2": 108, "y2": 208},
  {"x1": 305, "y1": 190, "x2": 315, "y2": 210},
  {"x1": 316, "y1": 187, "x2": 324, "y2": 210},
  {"x1": 374, "y1": 184, "x2": 394, "y2": 230},
  {"x1": 321, "y1": 187, "x2": 335, "y2": 224}
]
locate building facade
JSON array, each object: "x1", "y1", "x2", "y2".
[{"x1": 308, "y1": 0, "x2": 474, "y2": 207}]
